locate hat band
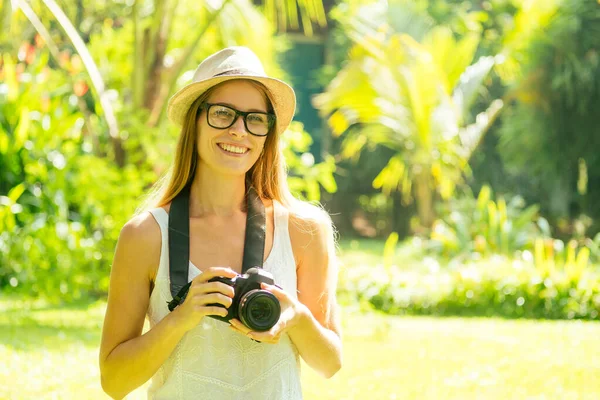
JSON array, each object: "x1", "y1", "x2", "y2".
[{"x1": 213, "y1": 68, "x2": 264, "y2": 78}]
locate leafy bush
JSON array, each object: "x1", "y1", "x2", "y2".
[
  {"x1": 0, "y1": 52, "x2": 152, "y2": 301},
  {"x1": 340, "y1": 256, "x2": 600, "y2": 320},
  {"x1": 428, "y1": 185, "x2": 547, "y2": 259},
  {"x1": 282, "y1": 121, "x2": 337, "y2": 202}
]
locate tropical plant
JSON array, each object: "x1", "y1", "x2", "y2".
[
  {"x1": 428, "y1": 185, "x2": 545, "y2": 259},
  {"x1": 283, "y1": 122, "x2": 337, "y2": 202},
  {"x1": 532, "y1": 237, "x2": 593, "y2": 284},
  {"x1": 0, "y1": 52, "x2": 151, "y2": 300},
  {"x1": 340, "y1": 256, "x2": 600, "y2": 320},
  {"x1": 496, "y1": 0, "x2": 600, "y2": 228},
  {"x1": 314, "y1": 0, "x2": 503, "y2": 228}
]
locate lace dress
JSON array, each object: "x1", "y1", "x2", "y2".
[{"x1": 146, "y1": 201, "x2": 302, "y2": 400}]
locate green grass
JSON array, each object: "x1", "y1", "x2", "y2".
[{"x1": 1, "y1": 299, "x2": 599, "y2": 400}]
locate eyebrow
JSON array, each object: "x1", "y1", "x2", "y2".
[{"x1": 212, "y1": 102, "x2": 269, "y2": 114}]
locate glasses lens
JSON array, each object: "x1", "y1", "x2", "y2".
[
  {"x1": 206, "y1": 104, "x2": 272, "y2": 136},
  {"x1": 246, "y1": 113, "x2": 270, "y2": 136},
  {"x1": 208, "y1": 105, "x2": 235, "y2": 128}
]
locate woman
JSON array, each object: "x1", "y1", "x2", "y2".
[{"x1": 99, "y1": 46, "x2": 342, "y2": 400}]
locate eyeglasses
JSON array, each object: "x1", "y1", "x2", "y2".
[{"x1": 200, "y1": 103, "x2": 275, "y2": 137}]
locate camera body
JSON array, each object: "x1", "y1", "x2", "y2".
[{"x1": 207, "y1": 267, "x2": 281, "y2": 332}]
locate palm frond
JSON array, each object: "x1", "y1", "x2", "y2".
[
  {"x1": 422, "y1": 27, "x2": 480, "y2": 92},
  {"x1": 452, "y1": 55, "x2": 496, "y2": 124},
  {"x1": 387, "y1": 1, "x2": 434, "y2": 41},
  {"x1": 262, "y1": 0, "x2": 326, "y2": 36},
  {"x1": 459, "y1": 99, "x2": 504, "y2": 155}
]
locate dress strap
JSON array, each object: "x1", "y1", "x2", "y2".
[{"x1": 148, "y1": 208, "x2": 168, "y2": 235}]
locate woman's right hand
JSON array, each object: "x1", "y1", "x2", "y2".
[{"x1": 173, "y1": 267, "x2": 238, "y2": 332}]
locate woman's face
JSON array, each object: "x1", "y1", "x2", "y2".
[{"x1": 196, "y1": 80, "x2": 270, "y2": 176}]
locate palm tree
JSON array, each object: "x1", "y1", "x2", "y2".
[{"x1": 314, "y1": 3, "x2": 502, "y2": 229}]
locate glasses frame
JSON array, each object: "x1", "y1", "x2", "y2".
[{"x1": 200, "y1": 103, "x2": 276, "y2": 137}]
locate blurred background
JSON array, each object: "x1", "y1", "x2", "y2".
[{"x1": 1, "y1": 0, "x2": 599, "y2": 399}]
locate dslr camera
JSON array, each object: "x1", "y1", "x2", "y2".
[{"x1": 208, "y1": 268, "x2": 281, "y2": 332}]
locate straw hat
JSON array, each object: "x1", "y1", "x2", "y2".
[{"x1": 167, "y1": 46, "x2": 296, "y2": 136}]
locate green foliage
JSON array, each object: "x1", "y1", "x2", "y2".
[
  {"x1": 497, "y1": 0, "x2": 600, "y2": 223},
  {"x1": 282, "y1": 121, "x2": 337, "y2": 201},
  {"x1": 340, "y1": 256, "x2": 600, "y2": 320},
  {"x1": 533, "y1": 237, "x2": 591, "y2": 284},
  {"x1": 315, "y1": 2, "x2": 502, "y2": 227},
  {"x1": 0, "y1": 52, "x2": 152, "y2": 301},
  {"x1": 428, "y1": 185, "x2": 544, "y2": 259}
]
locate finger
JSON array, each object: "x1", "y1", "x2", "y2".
[
  {"x1": 197, "y1": 305, "x2": 229, "y2": 318},
  {"x1": 229, "y1": 319, "x2": 250, "y2": 333},
  {"x1": 196, "y1": 293, "x2": 233, "y2": 308},
  {"x1": 194, "y1": 281, "x2": 235, "y2": 298},
  {"x1": 246, "y1": 330, "x2": 279, "y2": 344},
  {"x1": 195, "y1": 267, "x2": 238, "y2": 283},
  {"x1": 271, "y1": 320, "x2": 286, "y2": 334},
  {"x1": 260, "y1": 282, "x2": 288, "y2": 300}
]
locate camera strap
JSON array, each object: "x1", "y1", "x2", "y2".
[{"x1": 166, "y1": 182, "x2": 266, "y2": 311}]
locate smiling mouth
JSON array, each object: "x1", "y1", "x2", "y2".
[{"x1": 218, "y1": 143, "x2": 250, "y2": 155}]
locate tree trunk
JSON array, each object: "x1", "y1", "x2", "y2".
[
  {"x1": 143, "y1": 0, "x2": 168, "y2": 111},
  {"x1": 414, "y1": 172, "x2": 434, "y2": 230},
  {"x1": 391, "y1": 190, "x2": 413, "y2": 239}
]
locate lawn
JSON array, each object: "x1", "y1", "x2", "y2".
[{"x1": 1, "y1": 298, "x2": 599, "y2": 400}]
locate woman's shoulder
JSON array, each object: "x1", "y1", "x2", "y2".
[
  {"x1": 119, "y1": 210, "x2": 163, "y2": 252},
  {"x1": 285, "y1": 202, "x2": 335, "y2": 256},
  {"x1": 287, "y1": 202, "x2": 333, "y2": 232},
  {"x1": 111, "y1": 210, "x2": 163, "y2": 283}
]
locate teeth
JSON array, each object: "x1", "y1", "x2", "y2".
[{"x1": 219, "y1": 143, "x2": 248, "y2": 154}]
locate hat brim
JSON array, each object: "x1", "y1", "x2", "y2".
[{"x1": 167, "y1": 75, "x2": 296, "y2": 136}]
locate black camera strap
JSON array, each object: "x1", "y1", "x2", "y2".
[{"x1": 167, "y1": 182, "x2": 266, "y2": 311}]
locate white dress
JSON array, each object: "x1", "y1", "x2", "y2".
[{"x1": 146, "y1": 201, "x2": 302, "y2": 400}]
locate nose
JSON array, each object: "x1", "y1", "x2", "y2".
[{"x1": 228, "y1": 115, "x2": 248, "y2": 138}]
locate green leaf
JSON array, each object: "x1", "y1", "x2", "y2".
[
  {"x1": 0, "y1": 130, "x2": 8, "y2": 154},
  {"x1": 15, "y1": 106, "x2": 30, "y2": 149},
  {"x1": 383, "y1": 232, "x2": 399, "y2": 268},
  {"x1": 306, "y1": 180, "x2": 320, "y2": 201},
  {"x1": 476, "y1": 185, "x2": 491, "y2": 211},
  {"x1": 3, "y1": 53, "x2": 18, "y2": 102},
  {"x1": 373, "y1": 156, "x2": 406, "y2": 195},
  {"x1": 452, "y1": 56, "x2": 496, "y2": 123},
  {"x1": 513, "y1": 205, "x2": 540, "y2": 230},
  {"x1": 8, "y1": 183, "x2": 26, "y2": 203}
]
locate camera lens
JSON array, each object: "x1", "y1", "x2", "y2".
[{"x1": 238, "y1": 290, "x2": 280, "y2": 332}]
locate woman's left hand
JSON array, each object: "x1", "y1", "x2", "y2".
[{"x1": 229, "y1": 282, "x2": 307, "y2": 344}]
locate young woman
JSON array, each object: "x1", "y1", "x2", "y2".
[{"x1": 99, "y1": 46, "x2": 342, "y2": 399}]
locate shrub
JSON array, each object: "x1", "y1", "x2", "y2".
[
  {"x1": 339, "y1": 257, "x2": 600, "y2": 320},
  {"x1": 428, "y1": 185, "x2": 546, "y2": 260},
  {"x1": 0, "y1": 52, "x2": 152, "y2": 301}
]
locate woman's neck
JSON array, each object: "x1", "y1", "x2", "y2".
[{"x1": 189, "y1": 167, "x2": 246, "y2": 218}]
